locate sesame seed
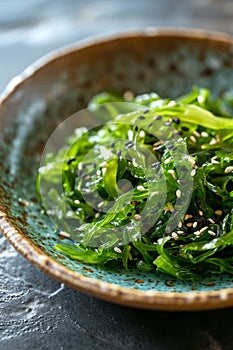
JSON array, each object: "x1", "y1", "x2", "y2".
[
  {"x1": 193, "y1": 130, "x2": 201, "y2": 138},
  {"x1": 125, "y1": 141, "x2": 134, "y2": 148},
  {"x1": 114, "y1": 247, "x2": 122, "y2": 254},
  {"x1": 134, "y1": 214, "x2": 142, "y2": 221},
  {"x1": 194, "y1": 231, "x2": 201, "y2": 236},
  {"x1": 74, "y1": 199, "x2": 80, "y2": 205},
  {"x1": 165, "y1": 121, "x2": 172, "y2": 126},
  {"x1": 137, "y1": 185, "x2": 146, "y2": 191},
  {"x1": 99, "y1": 161, "x2": 108, "y2": 168},
  {"x1": 198, "y1": 210, "x2": 203, "y2": 216},
  {"x1": 190, "y1": 135, "x2": 197, "y2": 143},
  {"x1": 78, "y1": 162, "x2": 83, "y2": 170},
  {"x1": 173, "y1": 117, "x2": 180, "y2": 124},
  {"x1": 67, "y1": 157, "x2": 76, "y2": 165},
  {"x1": 134, "y1": 125, "x2": 138, "y2": 132},
  {"x1": 193, "y1": 221, "x2": 198, "y2": 228},
  {"x1": 191, "y1": 169, "x2": 196, "y2": 177},
  {"x1": 186, "y1": 222, "x2": 193, "y2": 227},
  {"x1": 215, "y1": 210, "x2": 223, "y2": 216},
  {"x1": 211, "y1": 157, "x2": 219, "y2": 164},
  {"x1": 95, "y1": 212, "x2": 100, "y2": 218},
  {"x1": 199, "y1": 226, "x2": 208, "y2": 233},
  {"x1": 177, "y1": 230, "x2": 184, "y2": 234},
  {"x1": 181, "y1": 126, "x2": 189, "y2": 131},
  {"x1": 208, "y1": 218, "x2": 215, "y2": 224},
  {"x1": 208, "y1": 230, "x2": 216, "y2": 236},
  {"x1": 143, "y1": 109, "x2": 149, "y2": 114},
  {"x1": 153, "y1": 140, "x2": 163, "y2": 147},
  {"x1": 168, "y1": 169, "x2": 177, "y2": 180},
  {"x1": 59, "y1": 231, "x2": 71, "y2": 238},
  {"x1": 148, "y1": 122, "x2": 153, "y2": 127},
  {"x1": 163, "y1": 203, "x2": 174, "y2": 212},
  {"x1": 98, "y1": 201, "x2": 104, "y2": 208},
  {"x1": 225, "y1": 166, "x2": 233, "y2": 173},
  {"x1": 139, "y1": 115, "x2": 146, "y2": 120},
  {"x1": 185, "y1": 214, "x2": 193, "y2": 220},
  {"x1": 172, "y1": 232, "x2": 178, "y2": 239},
  {"x1": 154, "y1": 115, "x2": 162, "y2": 120},
  {"x1": 139, "y1": 130, "x2": 145, "y2": 138},
  {"x1": 176, "y1": 189, "x2": 182, "y2": 198},
  {"x1": 178, "y1": 221, "x2": 182, "y2": 228},
  {"x1": 110, "y1": 141, "x2": 115, "y2": 148},
  {"x1": 164, "y1": 157, "x2": 172, "y2": 165},
  {"x1": 123, "y1": 90, "x2": 134, "y2": 101},
  {"x1": 209, "y1": 138, "x2": 217, "y2": 145},
  {"x1": 201, "y1": 131, "x2": 209, "y2": 138}
]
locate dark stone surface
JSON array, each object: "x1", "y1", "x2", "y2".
[{"x1": 1, "y1": 1, "x2": 233, "y2": 349}]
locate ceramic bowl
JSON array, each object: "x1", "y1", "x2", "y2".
[{"x1": 1, "y1": 29, "x2": 233, "y2": 311}]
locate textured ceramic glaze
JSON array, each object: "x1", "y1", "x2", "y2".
[{"x1": 1, "y1": 29, "x2": 233, "y2": 310}]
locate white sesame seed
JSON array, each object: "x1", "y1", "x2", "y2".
[
  {"x1": 193, "y1": 221, "x2": 198, "y2": 228},
  {"x1": 164, "y1": 157, "x2": 172, "y2": 165},
  {"x1": 191, "y1": 169, "x2": 196, "y2": 177},
  {"x1": 137, "y1": 185, "x2": 146, "y2": 191},
  {"x1": 139, "y1": 130, "x2": 146, "y2": 138},
  {"x1": 208, "y1": 230, "x2": 216, "y2": 236},
  {"x1": 190, "y1": 135, "x2": 197, "y2": 143},
  {"x1": 178, "y1": 221, "x2": 182, "y2": 228},
  {"x1": 177, "y1": 230, "x2": 184, "y2": 234},
  {"x1": 95, "y1": 212, "x2": 100, "y2": 218},
  {"x1": 201, "y1": 131, "x2": 209, "y2": 138},
  {"x1": 59, "y1": 231, "x2": 71, "y2": 238},
  {"x1": 194, "y1": 231, "x2": 201, "y2": 236},
  {"x1": 74, "y1": 199, "x2": 80, "y2": 205},
  {"x1": 186, "y1": 222, "x2": 193, "y2": 227},
  {"x1": 78, "y1": 162, "x2": 83, "y2": 170},
  {"x1": 188, "y1": 156, "x2": 196, "y2": 166},
  {"x1": 208, "y1": 218, "x2": 215, "y2": 224},
  {"x1": 168, "y1": 170, "x2": 177, "y2": 180},
  {"x1": 185, "y1": 214, "x2": 193, "y2": 220},
  {"x1": 153, "y1": 140, "x2": 163, "y2": 147},
  {"x1": 200, "y1": 226, "x2": 208, "y2": 233},
  {"x1": 114, "y1": 247, "x2": 122, "y2": 253},
  {"x1": 98, "y1": 201, "x2": 104, "y2": 208},
  {"x1": 193, "y1": 130, "x2": 201, "y2": 138},
  {"x1": 176, "y1": 189, "x2": 182, "y2": 198},
  {"x1": 224, "y1": 166, "x2": 233, "y2": 173},
  {"x1": 209, "y1": 138, "x2": 217, "y2": 145},
  {"x1": 172, "y1": 232, "x2": 178, "y2": 239},
  {"x1": 99, "y1": 161, "x2": 108, "y2": 168},
  {"x1": 198, "y1": 210, "x2": 203, "y2": 216},
  {"x1": 211, "y1": 158, "x2": 219, "y2": 164},
  {"x1": 134, "y1": 214, "x2": 142, "y2": 221},
  {"x1": 123, "y1": 90, "x2": 134, "y2": 101}
]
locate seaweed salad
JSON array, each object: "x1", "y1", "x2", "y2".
[{"x1": 37, "y1": 87, "x2": 233, "y2": 281}]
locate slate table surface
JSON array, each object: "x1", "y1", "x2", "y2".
[{"x1": 1, "y1": 1, "x2": 233, "y2": 349}]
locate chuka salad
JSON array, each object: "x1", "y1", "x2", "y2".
[{"x1": 37, "y1": 87, "x2": 233, "y2": 281}]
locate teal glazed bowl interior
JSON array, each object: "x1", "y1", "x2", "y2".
[{"x1": 1, "y1": 29, "x2": 233, "y2": 311}]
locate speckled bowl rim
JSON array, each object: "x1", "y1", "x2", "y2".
[{"x1": 1, "y1": 28, "x2": 233, "y2": 311}]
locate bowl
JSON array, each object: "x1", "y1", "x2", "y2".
[{"x1": 1, "y1": 29, "x2": 233, "y2": 311}]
